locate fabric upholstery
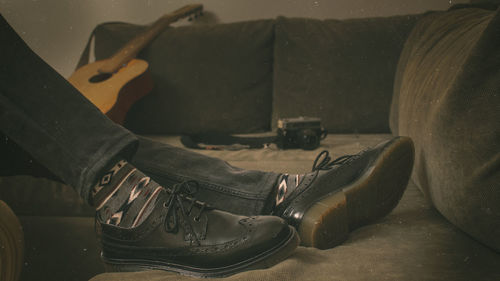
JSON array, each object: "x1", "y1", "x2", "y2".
[
  {"x1": 390, "y1": 8, "x2": 500, "y2": 251},
  {"x1": 272, "y1": 15, "x2": 421, "y2": 133},
  {"x1": 92, "y1": 20, "x2": 275, "y2": 134}
]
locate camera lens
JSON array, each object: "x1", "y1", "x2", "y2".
[{"x1": 300, "y1": 129, "x2": 320, "y2": 150}]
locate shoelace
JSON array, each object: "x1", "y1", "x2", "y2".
[
  {"x1": 312, "y1": 150, "x2": 358, "y2": 171},
  {"x1": 163, "y1": 180, "x2": 208, "y2": 245}
]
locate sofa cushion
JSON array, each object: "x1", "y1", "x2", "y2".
[
  {"x1": 390, "y1": 8, "x2": 500, "y2": 251},
  {"x1": 91, "y1": 20, "x2": 275, "y2": 134},
  {"x1": 272, "y1": 15, "x2": 420, "y2": 133}
]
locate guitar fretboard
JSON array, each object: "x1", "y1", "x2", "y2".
[{"x1": 98, "y1": 4, "x2": 203, "y2": 74}]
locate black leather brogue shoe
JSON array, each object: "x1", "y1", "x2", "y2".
[
  {"x1": 98, "y1": 181, "x2": 299, "y2": 278},
  {"x1": 272, "y1": 137, "x2": 414, "y2": 249}
]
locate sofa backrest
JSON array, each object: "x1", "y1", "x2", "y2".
[
  {"x1": 92, "y1": 20, "x2": 276, "y2": 134},
  {"x1": 272, "y1": 15, "x2": 420, "y2": 133},
  {"x1": 88, "y1": 15, "x2": 420, "y2": 134}
]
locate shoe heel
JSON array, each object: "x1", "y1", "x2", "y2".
[
  {"x1": 343, "y1": 137, "x2": 414, "y2": 230},
  {"x1": 298, "y1": 191, "x2": 349, "y2": 249}
]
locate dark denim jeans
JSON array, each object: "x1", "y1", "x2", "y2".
[{"x1": 0, "y1": 14, "x2": 277, "y2": 215}]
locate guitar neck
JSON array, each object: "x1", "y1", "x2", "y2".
[{"x1": 98, "y1": 4, "x2": 202, "y2": 74}]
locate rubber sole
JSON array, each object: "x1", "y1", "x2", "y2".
[
  {"x1": 102, "y1": 225, "x2": 299, "y2": 278},
  {"x1": 0, "y1": 200, "x2": 24, "y2": 281},
  {"x1": 298, "y1": 137, "x2": 414, "y2": 249}
]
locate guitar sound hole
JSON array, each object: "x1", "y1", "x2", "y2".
[{"x1": 89, "y1": 73, "x2": 112, "y2": 83}]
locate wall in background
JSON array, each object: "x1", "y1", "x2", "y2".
[{"x1": 0, "y1": 0, "x2": 469, "y2": 77}]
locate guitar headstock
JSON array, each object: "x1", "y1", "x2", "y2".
[{"x1": 170, "y1": 4, "x2": 204, "y2": 22}]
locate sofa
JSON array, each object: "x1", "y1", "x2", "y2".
[{"x1": 0, "y1": 3, "x2": 499, "y2": 281}]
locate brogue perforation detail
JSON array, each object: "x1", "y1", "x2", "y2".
[{"x1": 186, "y1": 220, "x2": 251, "y2": 255}]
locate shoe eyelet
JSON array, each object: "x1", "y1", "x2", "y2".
[
  {"x1": 163, "y1": 202, "x2": 167, "y2": 208},
  {"x1": 193, "y1": 217, "x2": 200, "y2": 222}
]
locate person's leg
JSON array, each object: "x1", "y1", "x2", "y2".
[
  {"x1": 131, "y1": 136, "x2": 279, "y2": 216},
  {"x1": 0, "y1": 12, "x2": 280, "y2": 218},
  {"x1": 0, "y1": 131, "x2": 280, "y2": 216},
  {"x1": 0, "y1": 14, "x2": 298, "y2": 277},
  {"x1": 0, "y1": 16, "x2": 137, "y2": 203},
  {"x1": 133, "y1": 135, "x2": 415, "y2": 249}
]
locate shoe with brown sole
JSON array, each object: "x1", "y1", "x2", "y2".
[
  {"x1": 98, "y1": 181, "x2": 300, "y2": 278},
  {"x1": 273, "y1": 137, "x2": 415, "y2": 249}
]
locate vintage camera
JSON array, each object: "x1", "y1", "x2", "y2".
[{"x1": 276, "y1": 117, "x2": 327, "y2": 150}]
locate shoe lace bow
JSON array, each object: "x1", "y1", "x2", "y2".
[
  {"x1": 312, "y1": 150, "x2": 358, "y2": 171},
  {"x1": 163, "y1": 180, "x2": 208, "y2": 245}
]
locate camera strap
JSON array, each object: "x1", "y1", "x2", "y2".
[{"x1": 180, "y1": 133, "x2": 277, "y2": 150}]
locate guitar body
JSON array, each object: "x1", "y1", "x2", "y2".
[
  {"x1": 68, "y1": 4, "x2": 202, "y2": 124},
  {"x1": 68, "y1": 58, "x2": 153, "y2": 124}
]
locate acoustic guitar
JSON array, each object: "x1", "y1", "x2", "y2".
[{"x1": 68, "y1": 4, "x2": 203, "y2": 124}]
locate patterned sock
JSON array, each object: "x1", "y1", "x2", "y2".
[
  {"x1": 274, "y1": 173, "x2": 304, "y2": 207},
  {"x1": 91, "y1": 160, "x2": 163, "y2": 228}
]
